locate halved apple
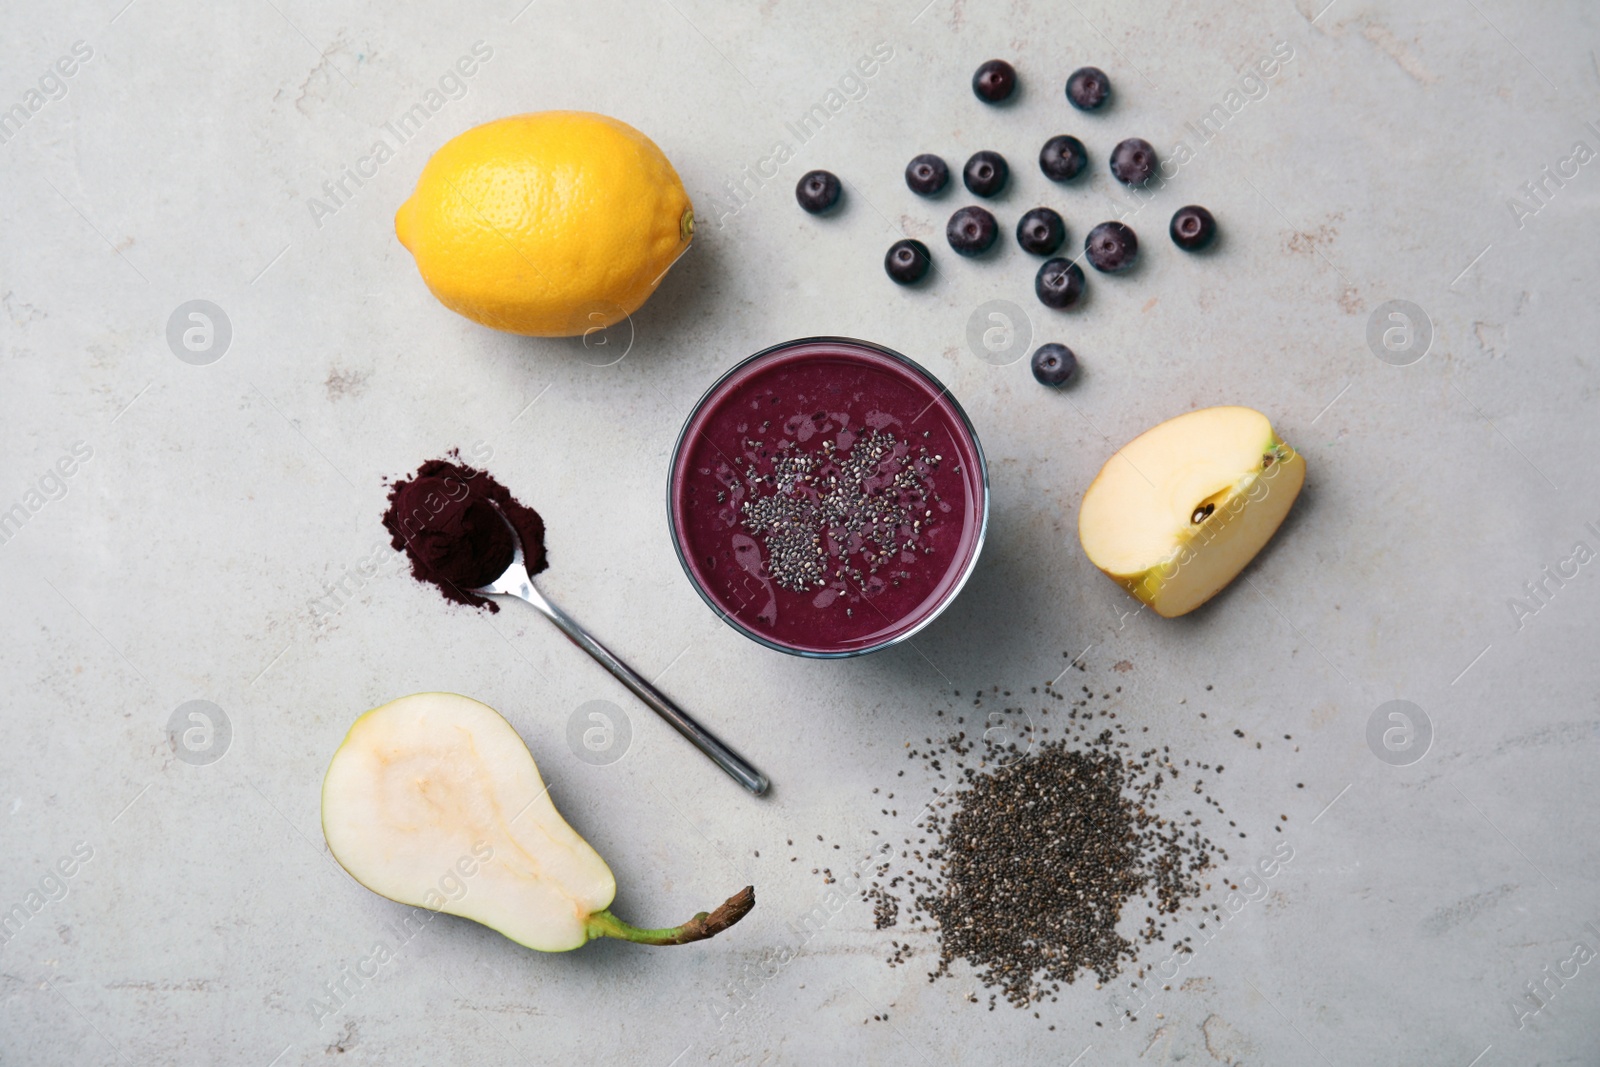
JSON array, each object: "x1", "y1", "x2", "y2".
[{"x1": 1077, "y1": 406, "x2": 1305, "y2": 618}]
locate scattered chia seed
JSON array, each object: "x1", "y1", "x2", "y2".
[
  {"x1": 792, "y1": 665, "x2": 1304, "y2": 1017},
  {"x1": 858, "y1": 687, "x2": 1228, "y2": 1011}
]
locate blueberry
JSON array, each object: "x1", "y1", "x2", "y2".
[
  {"x1": 962, "y1": 151, "x2": 1009, "y2": 198},
  {"x1": 1031, "y1": 343, "x2": 1078, "y2": 386},
  {"x1": 1039, "y1": 135, "x2": 1088, "y2": 182},
  {"x1": 972, "y1": 60, "x2": 1017, "y2": 104},
  {"x1": 1170, "y1": 205, "x2": 1217, "y2": 251},
  {"x1": 1065, "y1": 67, "x2": 1111, "y2": 111},
  {"x1": 947, "y1": 206, "x2": 999, "y2": 257},
  {"x1": 1109, "y1": 138, "x2": 1157, "y2": 187},
  {"x1": 1016, "y1": 208, "x2": 1066, "y2": 256},
  {"x1": 905, "y1": 154, "x2": 950, "y2": 197},
  {"x1": 885, "y1": 239, "x2": 932, "y2": 285},
  {"x1": 796, "y1": 170, "x2": 842, "y2": 214},
  {"x1": 1034, "y1": 258, "x2": 1086, "y2": 308},
  {"x1": 1084, "y1": 221, "x2": 1138, "y2": 273}
]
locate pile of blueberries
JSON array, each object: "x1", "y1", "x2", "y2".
[{"x1": 795, "y1": 61, "x2": 1217, "y2": 387}]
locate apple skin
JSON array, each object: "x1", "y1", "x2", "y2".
[{"x1": 1078, "y1": 408, "x2": 1306, "y2": 618}]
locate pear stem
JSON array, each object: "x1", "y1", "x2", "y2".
[{"x1": 585, "y1": 885, "x2": 754, "y2": 946}]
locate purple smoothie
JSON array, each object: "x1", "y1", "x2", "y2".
[{"x1": 669, "y1": 338, "x2": 987, "y2": 656}]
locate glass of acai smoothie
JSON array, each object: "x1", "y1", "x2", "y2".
[{"x1": 668, "y1": 337, "x2": 988, "y2": 657}]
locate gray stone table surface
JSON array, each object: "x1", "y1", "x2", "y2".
[{"x1": 2, "y1": 0, "x2": 1597, "y2": 1063}]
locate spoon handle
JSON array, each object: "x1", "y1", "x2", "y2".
[{"x1": 523, "y1": 590, "x2": 771, "y2": 796}]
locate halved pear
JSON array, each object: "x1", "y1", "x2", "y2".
[
  {"x1": 1077, "y1": 406, "x2": 1305, "y2": 618},
  {"x1": 321, "y1": 692, "x2": 753, "y2": 951}
]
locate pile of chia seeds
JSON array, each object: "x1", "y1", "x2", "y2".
[
  {"x1": 859, "y1": 674, "x2": 1234, "y2": 1012},
  {"x1": 737, "y1": 428, "x2": 943, "y2": 594}
]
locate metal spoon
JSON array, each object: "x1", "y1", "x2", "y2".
[{"x1": 470, "y1": 508, "x2": 770, "y2": 796}]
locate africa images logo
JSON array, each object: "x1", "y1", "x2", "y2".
[
  {"x1": 1506, "y1": 519, "x2": 1600, "y2": 632},
  {"x1": 0, "y1": 41, "x2": 94, "y2": 147},
  {"x1": 305, "y1": 41, "x2": 493, "y2": 229}
]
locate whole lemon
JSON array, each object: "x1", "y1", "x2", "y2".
[{"x1": 395, "y1": 111, "x2": 694, "y2": 337}]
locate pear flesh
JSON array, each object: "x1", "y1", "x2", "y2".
[
  {"x1": 321, "y1": 692, "x2": 753, "y2": 951},
  {"x1": 1077, "y1": 406, "x2": 1305, "y2": 618}
]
